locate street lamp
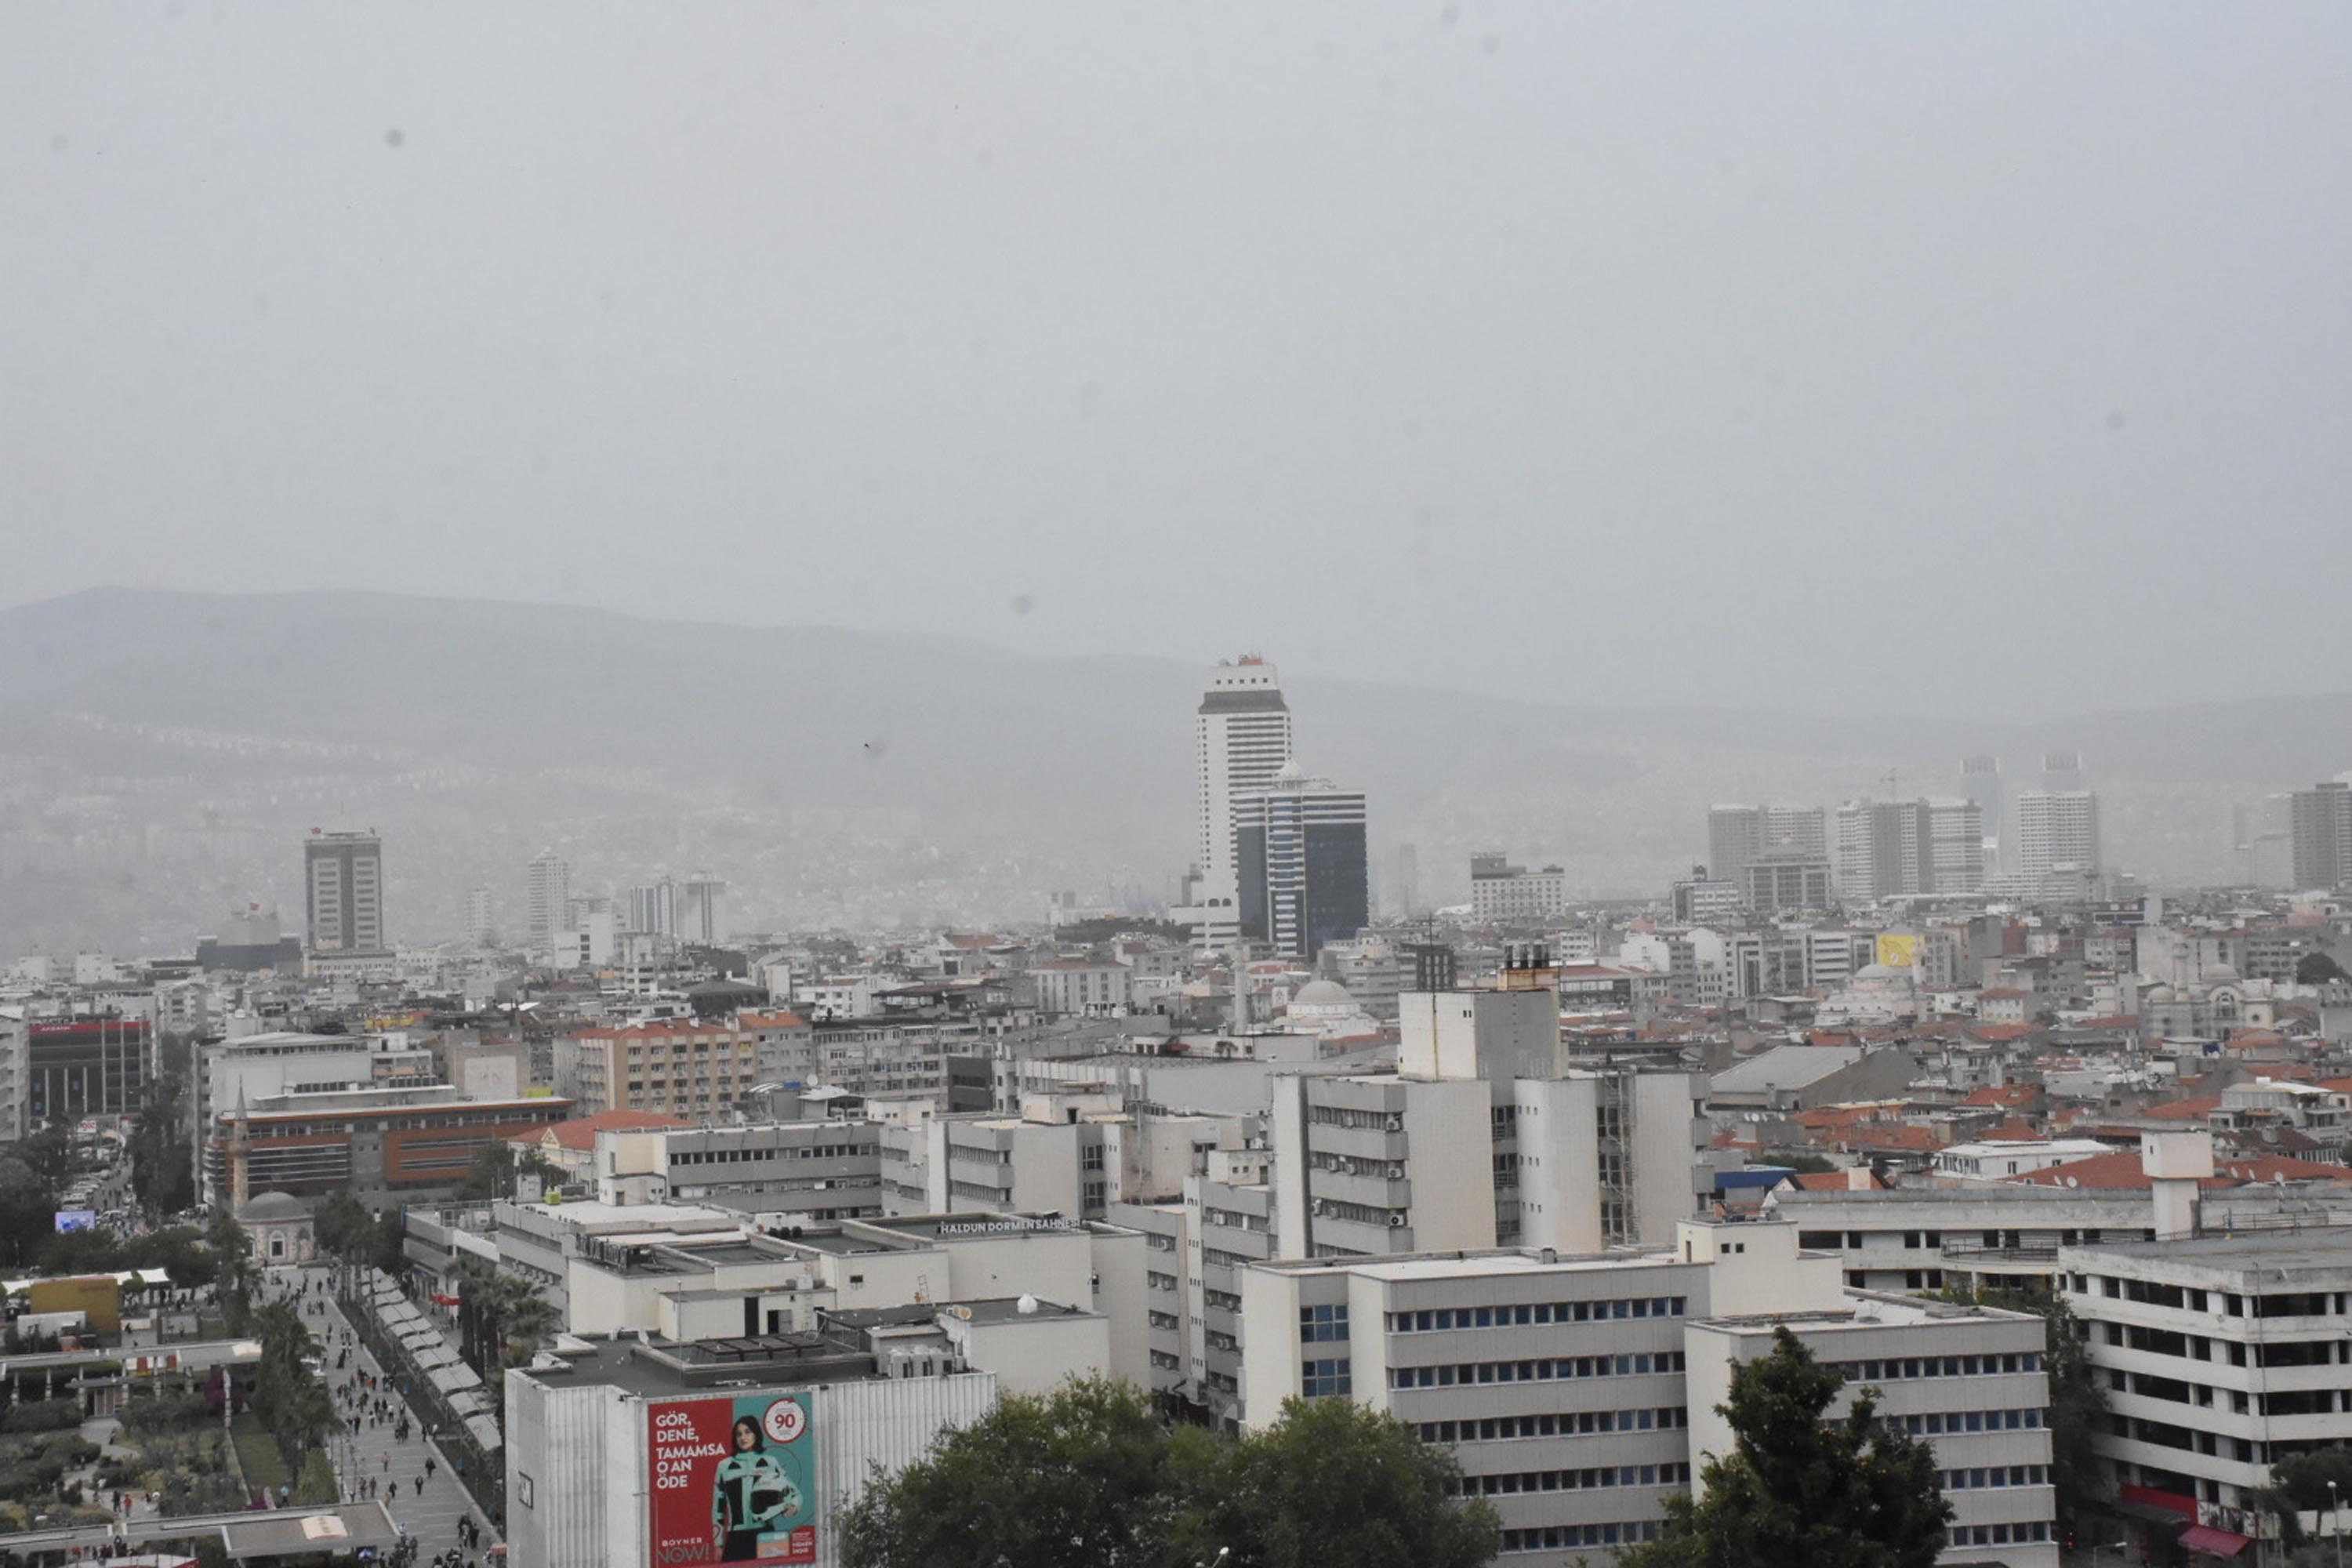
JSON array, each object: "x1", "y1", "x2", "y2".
[{"x1": 2330, "y1": 1479, "x2": 2345, "y2": 1568}]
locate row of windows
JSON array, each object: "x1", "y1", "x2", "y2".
[
  {"x1": 1499, "y1": 1520, "x2": 1664, "y2": 1553},
  {"x1": 1302, "y1": 1359, "x2": 1352, "y2": 1398},
  {"x1": 2078, "y1": 1274, "x2": 2345, "y2": 1318},
  {"x1": 1301, "y1": 1304, "x2": 1349, "y2": 1342},
  {"x1": 673, "y1": 1145, "x2": 865, "y2": 1164},
  {"x1": 1389, "y1": 1352, "x2": 1686, "y2": 1389},
  {"x1": 1834, "y1": 1352, "x2": 2041, "y2": 1382},
  {"x1": 1951, "y1": 1522, "x2": 2055, "y2": 1548},
  {"x1": 1418, "y1": 1407, "x2": 1688, "y2": 1444},
  {"x1": 1940, "y1": 1465, "x2": 2049, "y2": 1490},
  {"x1": 1895, "y1": 1408, "x2": 2045, "y2": 1436},
  {"x1": 1307, "y1": 1105, "x2": 1403, "y2": 1132},
  {"x1": 1387, "y1": 1297, "x2": 1687, "y2": 1333},
  {"x1": 1457, "y1": 1461, "x2": 1691, "y2": 1497}
]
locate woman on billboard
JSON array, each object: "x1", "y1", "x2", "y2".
[{"x1": 712, "y1": 1415, "x2": 802, "y2": 1562}]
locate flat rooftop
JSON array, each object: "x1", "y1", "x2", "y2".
[
  {"x1": 830, "y1": 1297, "x2": 1094, "y2": 1327},
  {"x1": 2066, "y1": 1226, "x2": 2352, "y2": 1276},
  {"x1": 1254, "y1": 1245, "x2": 1686, "y2": 1283},
  {"x1": 512, "y1": 1200, "x2": 738, "y2": 1229},
  {"x1": 668, "y1": 1240, "x2": 778, "y2": 1266},
  {"x1": 522, "y1": 1333, "x2": 881, "y2": 1399},
  {"x1": 862, "y1": 1213, "x2": 1098, "y2": 1243},
  {"x1": 1692, "y1": 1291, "x2": 2039, "y2": 1334}
]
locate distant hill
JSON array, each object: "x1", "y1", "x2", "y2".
[{"x1": 0, "y1": 587, "x2": 2343, "y2": 954}]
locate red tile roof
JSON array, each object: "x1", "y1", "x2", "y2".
[
  {"x1": 1789, "y1": 1170, "x2": 1886, "y2": 1191},
  {"x1": 2140, "y1": 1097, "x2": 2221, "y2": 1122},
  {"x1": 2013, "y1": 1151, "x2": 2352, "y2": 1191},
  {"x1": 736, "y1": 1011, "x2": 808, "y2": 1029},
  {"x1": 510, "y1": 1109, "x2": 693, "y2": 1152}
]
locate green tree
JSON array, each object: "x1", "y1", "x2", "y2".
[
  {"x1": 0, "y1": 1129, "x2": 67, "y2": 1269},
  {"x1": 2297, "y1": 952, "x2": 2350, "y2": 985},
  {"x1": 1943, "y1": 1284, "x2": 2105, "y2": 1530},
  {"x1": 128, "y1": 1060, "x2": 198, "y2": 1220},
  {"x1": 840, "y1": 1377, "x2": 1499, "y2": 1568},
  {"x1": 1171, "y1": 1395, "x2": 1498, "y2": 1568},
  {"x1": 1770, "y1": 1152, "x2": 1838, "y2": 1176},
  {"x1": 248, "y1": 1301, "x2": 335, "y2": 1482},
  {"x1": 840, "y1": 1376, "x2": 1183, "y2": 1568},
  {"x1": 2248, "y1": 1446, "x2": 2352, "y2": 1549},
  {"x1": 205, "y1": 1210, "x2": 256, "y2": 1334},
  {"x1": 1621, "y1": 1328, "x2": 1951, "y2": 1568},
  {"x1": 452, "y1": 1141, "x2": 564, "y2": 1202}
]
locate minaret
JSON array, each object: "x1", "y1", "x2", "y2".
[{"x1": 229, "y1": 1085, "x2": 252, "y2": 1216}]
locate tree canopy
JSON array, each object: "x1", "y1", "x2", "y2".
[
  {"x1": 2249, "y1": 1446, "x2": 2352, "y2": 1548},
  {"x1": 1621, "y1": 1328, "x2": 1951, "y2": 1568},
  {"x1": 839, "y1": 1377, "x2": 1497, "y2": 1568},
  {"x1": 2297, "y1": 952, "x2": 2350, "y2": 985}
]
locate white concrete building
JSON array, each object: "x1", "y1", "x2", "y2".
[
  {"x1": 1178, "y1": 657, "x2": 1294, "y2": 945},
  {"x1": 1472, "y1": 858, "x2": 1570, "y2": 924},
  {"x1": 2015, "y1": 790, "x2": 2101, "y2": 889},
  {"x1": 1243, "y1": 1217, "x2": 2055, "y2": 1568},
  {"x1": 504, "y1": 1327, "x2": 1000, "y2": 1568},
  {"x1": 524, "y1": 849, "x2": 569, "y2": 960},
  {"x1": 1929, "y1": 1139, "x2": 2114, "y2": 1185},
  {"x1": 2061, "y1": 1227, "x2": 2352, "y2": 1555}
]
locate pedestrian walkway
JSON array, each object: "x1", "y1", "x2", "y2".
[{"x1": 256, "y1": 1264, "x2": 503, "y2": 1563}]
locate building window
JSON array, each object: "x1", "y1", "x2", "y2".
[
  {"x1": 1301, "y1": 1359, "x2": 1352, "y2": 1398},
  {"x1": 1301, "y1": 1304, "x2": 1350, "y2": 1343}
]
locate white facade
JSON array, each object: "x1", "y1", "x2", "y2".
[
  {"x1": 1473, "y1": 864, "x2": 1570, "y2": 924},
  {"x1": 1243, "y1": 1218, "x2": 2054, "y2": 1568},
  {"x1": 2015, "y1": 790, "x2": 2101, "y2": 888},
  {"x1": 1185, "y1": 657, "x2": 1294, "y2": 943},
  {"x1": 525, "y1": 850, "x2": 569, "y2": 957},
  {"x1": 1926, "y1": 797, "x2": 1986, "y2": 894},
  {"x1": 505, "y1": 1344, "x2": 999, "y2": 1568},
  {"x1": 2061, "y1": 1228, "x2": 2352, "y2": 1548},
  {"x1": 464, "y1": 886, "x2": 495, "y2": 947}
]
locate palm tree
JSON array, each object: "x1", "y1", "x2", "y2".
[
  {"x1": 494, "y1": 1279, "x2": 560, "y2": 1370},
  {"x1": 448, "y1": 1256, "x2": 500, "y2": 1374}
]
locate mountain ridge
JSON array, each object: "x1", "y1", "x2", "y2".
[{"x1": 0, "y1": 588, "x2": 2340, "y2": 954}]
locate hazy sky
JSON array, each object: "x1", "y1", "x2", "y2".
[{"x1": 5, "y1": 2, "x2": 2347, "y2": 718}]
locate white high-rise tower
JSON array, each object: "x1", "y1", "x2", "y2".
[
  {"x1": 1178, "y1": 657, "x2": 1293, "y2": 943},
  {"x1": 526, "y1": 850, "x2": 570, "y2": 956}
]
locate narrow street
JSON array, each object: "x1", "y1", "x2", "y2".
[{"x1": 257, "y1": 1263, "x2": 504, "y2": 1562}]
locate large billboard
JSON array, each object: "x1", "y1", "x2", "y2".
[
  {"x1": 648, "y1": 1392, "x2": 817, "y2": 1566},
  {"x1": 1875, "y1": 934, "x2": 1922, "y2": 970}
]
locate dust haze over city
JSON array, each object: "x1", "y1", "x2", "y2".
[
  {"x1": 5, "y1": 2, "x2": 2350, "y2": 950},
  {"x1": 10, "y1": 5, "x2": 2352, "y2": 1566}
]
